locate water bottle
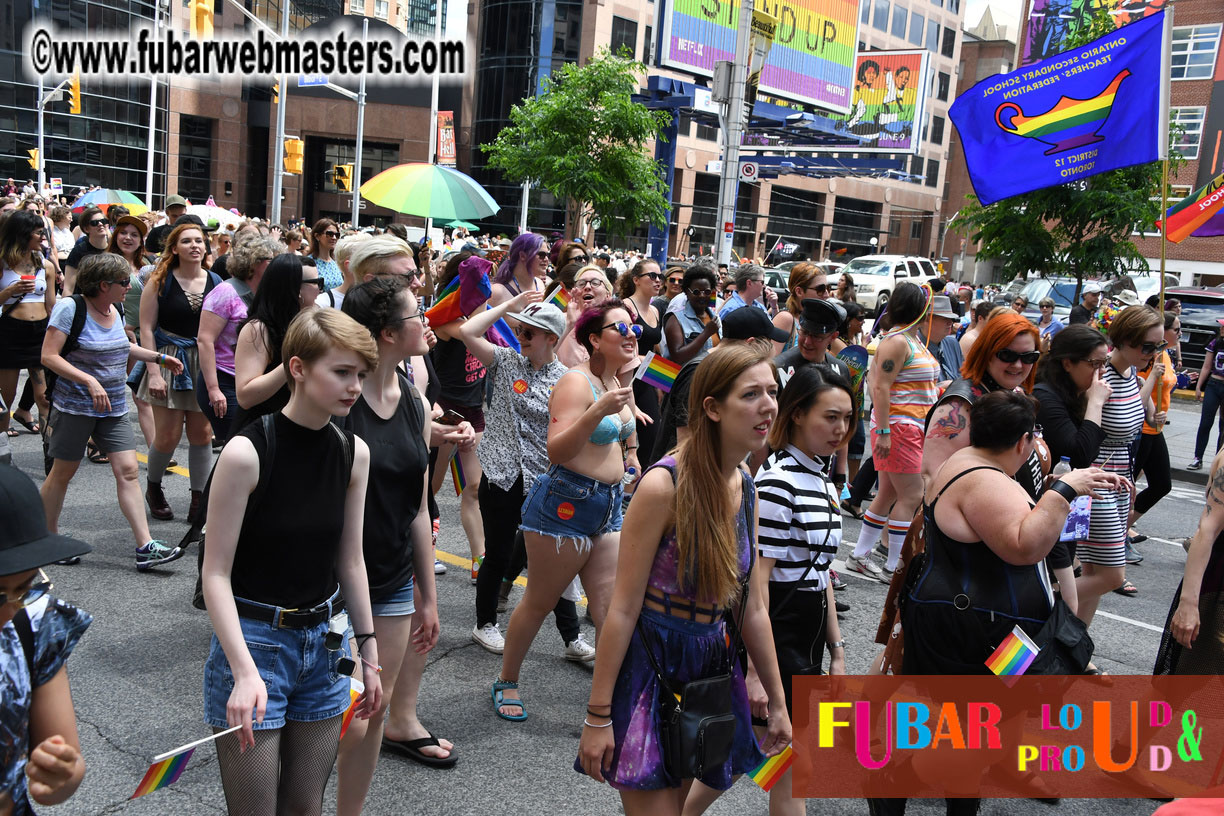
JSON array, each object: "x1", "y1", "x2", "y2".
[
  {"x1": 621, "y1": 466, "x2": 638, "y2": 487},
  {"x1": 1052, "y1": 456, "x2": 1072, "y2": 480}
]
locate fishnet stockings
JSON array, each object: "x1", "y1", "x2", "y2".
[{"x1": 214, "y1": 717, "x2": 343, "y2": 815}]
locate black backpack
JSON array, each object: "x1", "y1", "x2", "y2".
[{"x1": 42, "y1": 295, "x2": 88, "y2": 475}]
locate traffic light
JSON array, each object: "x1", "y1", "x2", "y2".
[
  {"x1": 26, "y1": 149, "x2": 38, "y2": 170},
  {"x1": 190, "y1": 0, "x2": 214, "y2": 39},
  {"x1": 283, "y1": 138, "x2": 304, "y2": 175},
  {"x1": 332, "y1": 163, "x2": 353, "y2": 192},
  {"x1": 68, "y1": 75, "x2": 81, "y2": 115},
  {"x1": 272, "y1": 81, "x2": 279, "y2": 104}
]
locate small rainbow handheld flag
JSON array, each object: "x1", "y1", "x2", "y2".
[
  {"x1": 546, "y1": 286, "x2": 570, "y2": 310},
  {"x1": 985, "y1": 625, "x2": 1041, "y2": 676},
  {"x1": 747, "y1": 744, "x2": 795, "y2": 792},
  {"x1": 130, "y1": 724, "x2": 242, "y2": 799},
  {"x1": 339, "y1": 679, "x2": 365, "y2": 740},
  {"x1": 635, "y1": 351, "x2": 683, "y2": 393},
  {"x1": 449, "y1": 453, "x2": 466, "y2": 496}
]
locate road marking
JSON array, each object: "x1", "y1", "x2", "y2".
[
  {"x1": 135, "y1": 451, "x2": 192, "y2": 478},
  {"x1": 1096, "y1": 610, "x2": 1163, "y2": 634}
]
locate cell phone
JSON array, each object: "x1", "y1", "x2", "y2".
[{"x1": 438, "y1": 409, "x2": 465, "y2": 426}]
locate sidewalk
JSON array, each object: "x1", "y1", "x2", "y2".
[{"x1": 1163, "y1": 391, "x2": 1213, "y2": 486}]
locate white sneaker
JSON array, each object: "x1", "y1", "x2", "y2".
[
  {"x1": 564, "y1": 633, "x2": 596, "y2": 663},
  {"x1": 434, "y1": 559, "x2": 447, "y2": 575},
  {"x1": 472, "y1": 623, "x2": 505, "y2": 654},
  {"x1": 846, "y1": 554, "x2": 885, "y2": 581}
]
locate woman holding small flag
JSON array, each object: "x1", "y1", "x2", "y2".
[
  {"x1": 618, "y1": 258, "x2": 664, "y2": 465},
  {"x1": 201, "y1": 308, "x2": 383, "y2": 816}
]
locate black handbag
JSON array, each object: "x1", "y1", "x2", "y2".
[{"x1": 1026, "y1": 596, "x2": 1094, "y2": 675}]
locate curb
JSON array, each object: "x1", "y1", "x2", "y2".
[{"x1": 1171, "y1": 466, "x2": 1207, "y2": 487}]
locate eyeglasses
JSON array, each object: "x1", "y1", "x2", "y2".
[
  {"x1": 602, "y1": 321, "x2": 643, "y2": 338},
  {"x1": 321, "y1": 231, "x2": 340, "y2": 239},
  {"x1": 536, "y1": 251, "x2": 550, "y2": 260},
  {"x1": 1079, "y1": 357, "x2": 1109, "y2": 369},
  {"x1": 255, "y1": 256, "x2": 273, "y2": 264},
  {"x1": 301, "y1": 276, "x2": 326, "y2": 288},
  {"x1": 573, "y1": 278, "x2": 604, "y2": 290},
  {"x1": 393, "y1": 307, "x2": 427, "y2": 324},
  {"x1": 636, "y1": 272, "x2": 661, "y2": 280},
  {"x1": 667, "y1": 277, "x2": 683, "y2": 286},
  {"x1": 687, "y1": 288, "x2": 713, "y2": 298},
  {"x1": 107, "y1": 277, "x2": 132, "y2": 288},
  {"x1": 995, "y1": 349, "x2": 1041, "y2": 365},
  {"x1": 569, "y1": 254, "x2": 590, "y2": 264},
  {"x1": 1139, "y1": 341, "x2": 1169, "y2": 355},
  {"x1": 513, "y1": 324, "x2": 538, "y2": 341},
  {"x1": 87, "y1": 219, "x2": 108, "y2": 228},
  {"x1": 805, "y1": 284, "x2": 830, "y2": 294},
  {"x1": 0, "y1": 570, "x2": 52, "y2": 608}
]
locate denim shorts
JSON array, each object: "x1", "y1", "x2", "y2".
[
  {"x1": 203, "y1": 600, "x2": 351, "y2": 730},
  {"x1": 371, "y1": 579, "x2": 415, "y2": 617},
  {"x1": 519, "y1": 465, "x2": 623, "y2": 552}
]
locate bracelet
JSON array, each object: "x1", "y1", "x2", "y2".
[
  {"x1": 355, "y1": 633, "x2": 376, "y2": 649},
  {"x1": 874, "y1": 426, "x2": 891, "y2": 435},
  {"x1": 586, "y1": 707, "x2": 612, "y2": 719},
  {"x1": 583, "y1": 718, "x2": 613, "y2": 728},
  {"x1": 157, "y1": 353, "x2": 167, "y2": 366},
  {"x1": 829, "y1": 640, "x2": 845, "y2": 651},
  {"x1": 1048, "y1": 479, "x2": 1078, "y2": 503},
  {"x1": 625, "y1": 445, "x2": 638, "y2": 450}
]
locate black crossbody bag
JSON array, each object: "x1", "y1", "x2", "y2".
[{"x1": 636, "y1": 470, "x2": 756, "y2": 780}]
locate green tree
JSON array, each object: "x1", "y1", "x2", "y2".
[
  {"x1": 954, "y1": 11, "x2": 1182, "y2": 291},
  {"x1": 482, "y1": 49, "x2": 672, "y2": 241}
]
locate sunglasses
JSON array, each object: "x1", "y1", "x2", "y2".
[
  {"x1": 602, "y1": 321, "x2": 643, "y2": 338},
  {"x1": 1139, "y1": 341, "x2": 1169, "y2": 355},
  {"x1": 107, "y1": 277, "x2": 132, "y2": 288},
  {"x1": 995, "y1": 349, "x2": 1041, "y2": 365},
  {"x1": 687, "y1": 288, "x2": 713, "y2": 298},
  {"x1": 301, "y1": 276, "x2": 326, "y2": 288},
  {"x1": 636, "y1": 272, "x2": 661, "y2": 280},
  {"x1": 806, "y1": 284, "x2": 830, "y2": 294},
  {"x1": 536, "y1": 251, "x2": 550, "y2": 260},
  {"x1": 667, "y1": 277, "x2": 683, "y2": 286},
  {"x1": 573, "y1": 278, "x2": 604, "y2": 290},
  {"x1": 569, "y1": 254, "x2": 591, "y2": 263},
  {"x1": 87, "y1": 219, "x2": 108, "y2": 228},
  {"x1": 321, "y1": 231, "x2": 340, "y2": 239},
  {"x1": 0, "y1": 570, "x2": 52, "y2": 608},
  {"x1": 513, "y1": 324, "x2": 539, "y2": 341},
  {"x1": 1080, "y1": 357, "x2": 1109, "y2": 369}
]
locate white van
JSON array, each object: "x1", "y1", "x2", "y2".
[{"x1": 839, "y1": 255, "x2": 941, "y2": 314}]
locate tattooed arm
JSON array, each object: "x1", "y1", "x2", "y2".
[
  {"x1": 921, "y1": 398, "x2": 971, "y2": 495},
  {"x1": 1172, "y1": 450, "x2": 1224, "y2": 649}
]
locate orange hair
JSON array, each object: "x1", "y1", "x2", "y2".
[{"x1": 960, "y1": 312, "x2": 1040, "y2": 393}]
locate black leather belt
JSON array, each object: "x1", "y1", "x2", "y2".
[{"x1": 234, "y1": 592, "x2": 344, "y2": 629}]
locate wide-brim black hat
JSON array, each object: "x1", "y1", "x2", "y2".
[
  {"x1": 798, "y1": 298, "x2": 846, "y2": 335},
  {"x1": 0, "y1": 466, "x2": 91, "y2": 574}
]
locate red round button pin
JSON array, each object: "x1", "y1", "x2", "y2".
[
  {"x1": 513, "y1": 379, "x2": 528, "y2": 394},
  {"x1": 556, "y1": 502, "x2": 575, "y2": 520}
]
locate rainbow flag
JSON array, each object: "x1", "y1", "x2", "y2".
[
  {"x1": 748, "y1": 744, "x2": 795, "y2": 792},
  {"x1": 1158, "y1": 172, "x2": 1224, "y2": 244},
  {"x1": 635, "y1": 351, "x2": 683, "y2": 393},
  {"x1": 424, "y1": 275, "x2": 463, "y2": 325},
  {"x1": 339, "y1": 679, "x2": 364, "y2": 740},
  {"x1": 985, "y1": 625, "x2": 1041, "y2": 676},
  {"x1": 130, "y1": 748, "x2": 194, "y2": 799},
  {"x1": 546, "y1": 286, "x2": 570, "y2": 310},
  {"x1": 450, "y1": 454, "x2": 466, "y2": 496}
]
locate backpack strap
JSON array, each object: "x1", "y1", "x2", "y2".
[{"x1": 12, "y1": 607, "x2": 34, "y2": 680}]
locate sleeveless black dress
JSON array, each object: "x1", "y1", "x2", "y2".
[{"x1": 629, "y1": 300, "x2": 663, "y2": 466}]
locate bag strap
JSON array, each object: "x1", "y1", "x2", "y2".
[
  {"x1": 63, "y1": 294, "x2": 87, "y2": 356},
  {"x1": 12, "y1": 607, "x2": 34, "y2": 680}
]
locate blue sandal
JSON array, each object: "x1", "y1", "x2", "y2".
[{"x1": 492, "y1": 679, "x2": 527, "y2": 722}]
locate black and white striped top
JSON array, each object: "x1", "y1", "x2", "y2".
[{"x1": 755, "y1": 445, "x2": 841, "y2": 592}]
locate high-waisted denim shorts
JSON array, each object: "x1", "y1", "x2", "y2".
[
  {"x1": 371, "y1": 580, "x2": 415, "y2": 617},
  {"x1": 203, "y1": 598, "x2": 352, "y2": 730},
  {"x1": 519, "y1": 465, "x2": 623, "y2": 552}
]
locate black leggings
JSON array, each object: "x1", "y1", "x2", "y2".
[
  {"x1": 1133, "y1": 432, "x2": 1171, "y2": 516},
  {"x1": 476, "y1": 474, "x2": 579, "y2": 641},
  {"x1": 849, "y1": 457, "x2": 878, "y2": 506}
]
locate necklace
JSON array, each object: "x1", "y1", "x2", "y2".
[{"x1": 85, "y1": 299, "x2": 111, "y2": 321}]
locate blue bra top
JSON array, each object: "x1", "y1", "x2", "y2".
[{"x1": 578, "y1": 371, "x2": 635, "y2": 445}]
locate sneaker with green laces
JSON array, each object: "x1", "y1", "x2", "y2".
[{"x1": 136, "y1": 539, "x2": 184, "y2": 571}]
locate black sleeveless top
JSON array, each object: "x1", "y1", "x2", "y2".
[
  {"x1": 910, "y1": 465, "x2": 1054, "y2": 626},
  {"x1": 157, "y1": 271, "x2": 218, "y2": 338},
  {"x1": 629, "y1": 299, "x2": 662, "y2": 357},
  {"x1": 230, "y1": 413, "x2": 354, "y2": 607},
  {"x1": 430, "y1": 335, "x2": 486, "y2": 407}
]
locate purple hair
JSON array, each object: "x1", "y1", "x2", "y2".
[
  {"x1": 495, "y1": 232, "x2": 544, "y2": 285},
  {"x1": 575, "y1": 298, "x2": 627, "y2": 355}
]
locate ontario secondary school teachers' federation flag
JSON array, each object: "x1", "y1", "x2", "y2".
[
  {"x1": 1158, "y1": 172, "x2": 1224, "y2": 243},
  {"x1": 949, "y1": 10, "x2": 1171, "y2": 206}
]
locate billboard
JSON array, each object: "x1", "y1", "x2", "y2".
[
  {"x1": 1023, "y1": 0, "x2": 1164, "y2": 66},
  {"x1": 821, "y1": 50, "x2": 931, "y2": 154},
  {"x1": 437, "y1": 111, "x2": 456, "y2": 167},
  {"x1": 659, "y1": 0, "x2": 860, "y2": 113}
]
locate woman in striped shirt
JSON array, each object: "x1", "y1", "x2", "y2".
[
  {"x1": 847, "y1": 282, "x2": 940, "y2": 581},
  {"x1": 1076, "y1": 306, "x2": 1160, "y2": 629}
]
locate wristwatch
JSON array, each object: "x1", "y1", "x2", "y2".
[{"x1": 829, "y1": 640, "x2": 845, "y2": 651}]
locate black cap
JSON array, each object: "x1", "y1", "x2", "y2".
[
  {"x1": 798, "y1": 298, "x2": 845, "y2": 335},
  {"x1": 0, "y1": 466, "x2": 91, "y2": 574},
  {"x1": 722, "y1": 306, "x2": 790, "y2": 343}
]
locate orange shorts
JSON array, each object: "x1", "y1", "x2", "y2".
[{"x1": 871, "y1": 421, "x2": 924, "y2": 474}]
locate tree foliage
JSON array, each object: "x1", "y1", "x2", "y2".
[
  {"x1": 481, "y1": 49, "x2": 673, "y2": 240},
  {"x1": 954, "y1": 11, "x2": 1182, "y2": 288}
]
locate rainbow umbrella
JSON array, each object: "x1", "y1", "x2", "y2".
[
  {"x1": 360, "y1": 163, "x2": 499, "y2": 221},
  {"x1": 71, "y1": 189, "x2": 150, "y2": 216}
]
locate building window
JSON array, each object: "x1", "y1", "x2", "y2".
[
  {"x1": 909, "y1": 13, "x2": 924, "y2": 46},
  {"x1": 937, "y1": 71, "x2": 950, "y2": 101},
  {"x1": 926, "y1": 157, "x2": 940, "y2": 188},
  {"x1": 910, "y1": 153, "x2": 925, "y2": 178},
  {"x1": 911, "y1": 220, "x2": 924, "y2": 240},
  {"x1": 946, "y1": 0, "x2": 959, "y2": 12},
  {"x1": 348, "y1": 0, "x2": 363, "y2": 12},
  {"x1": 1171, "y1": 25, "x2": 1221, "y2": 81},
  {"x1": 1172, "y1": 107, "x2": 1206, "y2": 158},
  {"x1": 696, "y1": 120, "x2": 718, "y2": 141},
  {"x1": 891, "y1": 5, "x2": 907, "y2": 39},
  {"x1": 931, "y1": 0, "x2": 942, "y2": 8},
  {"x1": 611, "y1": 16, "x2": 637, "y2": 56},
  {"x1": 374, "y1": 0, "x2": 389, "y2": 18},
  {"x1": 926, "y1": 21, "x2": 940, "y2": 53},
  {"x1": 890, "y1": 218, "x2": 901, "y2": 236},
  {"x1": 178, "y1": 115, "x2": 213, "y2": 204},
  {"x1": 930, "y1": 114, "x2": 945, "y2": 145},
  {"x1": 874, "y1": 0, "x2": 890, "y2": 32},
  {"x1": 643, "y1": 25, "x2": 653, "y2": 63},
  {"x1": 861, "y1": 0, "x2": 870, "y2": 24},
  {"x1": 942, "y1": 26, "x2": 956, "y2": 58}
]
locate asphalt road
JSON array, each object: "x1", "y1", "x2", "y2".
[{"x1": 2, "y1": 412, "x2": 1200, "y2": 816}]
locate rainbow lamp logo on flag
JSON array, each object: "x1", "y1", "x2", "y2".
[
  {"x1": 985, "y1": 625, "x2": 1041, "y2": 676},
  {"x1": 748, "y1": 744, "x2": 795, "y2": 792},
  {"x1": 635, "y1": 351, "x2": 683, "y2": 394}
]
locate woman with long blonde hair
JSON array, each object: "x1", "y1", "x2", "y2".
[{"x1": 577, "y1": 343, "x2": 790, "y2": 814}]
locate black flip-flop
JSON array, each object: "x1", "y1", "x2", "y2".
[
  {"x1": 12, "y1": 414, "x2": 39, "y2": 434},
  {"x1": 381, "y1": 734, "x2": 457, "y2": 768},
  {"x1": 1112, "y1": 578, "x2": 1138, "y2": 597}
]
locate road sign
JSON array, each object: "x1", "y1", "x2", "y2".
[
  {"x1": 297, "y1": 74, "x2": 329, "y2": 87},
  {"x1": 740, "y1": 162, "x2": 759, "y2": 182}
]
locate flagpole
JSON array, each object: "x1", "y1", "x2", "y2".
[
  {"x1": 1157, "y1": 6, "x2": 1173, "y2": 315},
  {"x1": 1159, "y1": 156, "x2": 1168, "y2": 314},
  {"x1": 152, "y1": 724, "x2": 243, "y2": 762}
]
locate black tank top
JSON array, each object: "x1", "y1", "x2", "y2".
[
  {"x1": 157, "y1": 271, "x2": 217, "y2": 337},
  {"x1": 629, "y1": 300, "x2": 662, "y2": 356},
  {"x1": 910, "y1": 465, "x2": 1054, "y2": 626},
  {"x1": 230, "y1": 413, "x2": 353, "y2": 607},
  {"x1": 430, "y1": 335, "x2": 486, "y2": 406}
]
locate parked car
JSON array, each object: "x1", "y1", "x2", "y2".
[
  {"x1": 763, "y1": 260, "x2": 847, "y2": 305},
  {"x1": 839, "y1": 255, "x2": 940, "y2": 314},
  {"x1": 1013, "y1": 276, "x2": 1142, "y2": 325},
  {"x1": 1166, "y1": 287, "x2": 1224, "y2": 373},
  {"x1": 1129, "y1": 272, "x2": 1181, "y2": 306}
]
